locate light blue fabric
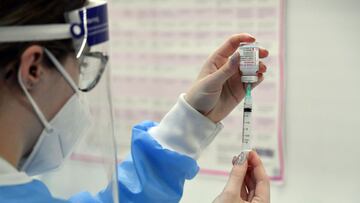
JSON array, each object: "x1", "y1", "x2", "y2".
[{"x1": 0, "y1": 121, "x2": 199, "y2": 203}]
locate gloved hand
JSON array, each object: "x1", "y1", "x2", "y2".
[
  {"x1": 185, "y1": 33, "x2": 269, "y2": 123},
  {"x1": 213, "y1": 151, "x2": 270, "y2": 203}
]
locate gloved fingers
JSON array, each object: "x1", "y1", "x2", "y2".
[
  {"x1": 209, "y1": 52, "x2": 267, "y2": 91},
  {"x1": 207, "y1": 52, "x2": 240, "y2": 86},
  {"x1": 240, "y1": 179, "x2": 248, "y2": 200},
  {"x1": 257, "y1": 61, "x2": 267, "y2": 74},
  {"x1": 259, "y1": 48, "x2": 269, "y2": 59},
  {"x1": 247, "y1": 151, "x2": 270, "y2": 203},
  {"x1": 209, "y1": 34, "x2": 268, "y2": 69},
  {"x1": 199, "y1": 33, "x2": 254, "y2": 82},
  {"x1": 245, "y1": 173, "x2": 256, "y2": 201},
  {"x1": 210, "y1": 33, "x2": 255, "y2": 68},
  {"x1": 222, "y1": 154, "x2": 248, "y2": 198}
]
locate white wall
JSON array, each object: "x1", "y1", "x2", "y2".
[{"x1": 181, "y1": 0, "x2": 360, "y2": 202}]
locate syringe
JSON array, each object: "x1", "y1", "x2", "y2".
[
  {"x1": 234, "y1": 42, "x2": 258, "y2": 165},
  {"x1": 235, "y1": 83, "x2": 253, "y2": 165}
]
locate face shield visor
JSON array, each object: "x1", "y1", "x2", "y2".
[{"x1": 0, "y1": 0, "x2": 119, "y2": 202}]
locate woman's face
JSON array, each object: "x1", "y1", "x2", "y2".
[{"x1": 3, "y1": 45, "x2": 80, "y2": 154}]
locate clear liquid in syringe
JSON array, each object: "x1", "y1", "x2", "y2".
[{"x1": 235, "y1": 83, "x2": 253, "y2": 164}]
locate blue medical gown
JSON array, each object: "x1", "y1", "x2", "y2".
[{"x1": 0, "y1": 121, "x2": 199, "y2": 203}]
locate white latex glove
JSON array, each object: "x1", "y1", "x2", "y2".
[
  {"x1": 213, "y1": 151, "x2": 270, "y2": 203},
  {"x1": 185, "y1": 33, "x2": 269, "y2": 123}
]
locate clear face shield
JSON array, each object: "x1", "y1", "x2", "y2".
[{"x1": 0, "y1": 0, "x2": 119, "y2": 202}]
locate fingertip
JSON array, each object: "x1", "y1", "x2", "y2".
[
  {"x1": 232, "y1": 156, "x2": 237, "y2": 165},
  {"x1": 238, "y1": 33, "x2": 256, "y2": 42},
  {"x1": 231, "y1": 159, "x2": 248, "y2": 175},
  {"x1": 247, "y1": 151, "x2": 255, "y2": 160},
  {"x1": 234, "y1": 151, "x2": 250, "y2": 166},
  {"x1": 248, "y1": 150, "x2": 262, "y2": 166},
  {"x1": 248, "y1": 33, "x2": 255, "y2": 39},
  {"x1": 248, "y1": 150, "x2": 258, "y2": 158},
  {"x1": 257, "y1": 63, "x2": 267, "y2": 73},
  {"x1": 259, "y1": 48, "x2": 269, "y2": 58}
]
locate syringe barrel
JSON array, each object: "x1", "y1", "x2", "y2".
[{"x1": 242, "y1": 95, "x2": 253, "y2": 151}]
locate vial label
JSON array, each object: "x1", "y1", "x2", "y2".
[
  {"x1": 240, "y1": 47, "x2": 258, "y2": 67},
  {"x1": 239, "y1": 44, "x2": 259, "y2": 79}
]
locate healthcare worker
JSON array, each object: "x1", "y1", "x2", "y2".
[{"x1": 0, "y1": 0, "x2": 270, "y2": 202}]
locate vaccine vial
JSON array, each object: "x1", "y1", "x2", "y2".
[{"x1": 238, "y1": 42, "x2": 259, "y2": 83}]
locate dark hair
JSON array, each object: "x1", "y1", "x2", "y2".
[{"x1": 0, "y1": 0, "x2": 87, "y2": 74}]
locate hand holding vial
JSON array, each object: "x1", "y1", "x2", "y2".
[{"x1": 185, "y1": 33, "x2": 268, "y2": 123}]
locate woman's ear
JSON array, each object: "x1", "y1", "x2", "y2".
[{"x1": 18, "y1": 45, "x2": 44, "y2": 90}]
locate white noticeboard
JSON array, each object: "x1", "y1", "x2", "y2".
[{"x1": 109, "y1": 0, "x2": 285, "y2": 183}]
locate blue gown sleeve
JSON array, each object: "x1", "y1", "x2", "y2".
[
  {"x1": 92, "y1": 121, "x2": 200, "y2": 203},
  {"x1": 0, "y1": 121, "x2": 199, "y2": 203},
  {"x1": 118, "y1": 121, "x2": 199, "y2": 202},
  {"x1": 71, "y1": 121, "x2": 199, "y2": 203}
]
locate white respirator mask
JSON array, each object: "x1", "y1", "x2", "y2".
[{"x1": 18, "y1": 48, "x2": 93, "y2": 176}]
